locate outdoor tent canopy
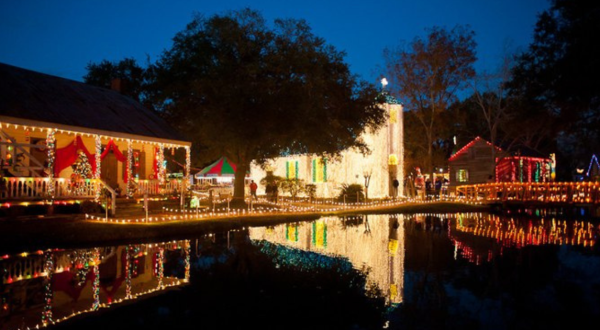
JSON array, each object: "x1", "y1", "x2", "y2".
[{"x1": 194, "y1": 156, "x2": 249, "y2": 178}]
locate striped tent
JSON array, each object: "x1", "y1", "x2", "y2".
[{"x1": 195, "y1": 156, "x2": 247, "y2": 178}]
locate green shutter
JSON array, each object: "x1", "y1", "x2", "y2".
[{"x1": 295, "y1": 161, "x2": 299, "y2": 179}]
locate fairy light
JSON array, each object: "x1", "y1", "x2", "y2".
[
  {"x1": 94, "y1": 135, "x2": 102, "y2": 201},
  {"x1": 89, "y1": 248, "x2": 100, "y2": 311},
  {"x1": 41, "y1": 250, "x2": 54, "y2": 326},
  {"x1": 184, "y1": 241, "x2": 191, "y2": 282},
  {"x1": 157, "y1": 247, "x2": 165, "y2": 289},
  {"x1": 127, "y1": 139, "x2": 134, "y2": 198},
  {"x1": 158, "y1": 144, "x2": 165, "y2": 185},
  {"x1": 185, "y1": 146, "x2": 191, "y2": 183},
  {"x1": 46, "y1": 128, "x2": 56, "y2": 200},
  {"x1": 125, "y1": 245, "x2": 132, "y2": 299}
]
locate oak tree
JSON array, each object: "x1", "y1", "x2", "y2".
[{"x1": 150, "y1": 9, "x2": 387, "y2": 202}]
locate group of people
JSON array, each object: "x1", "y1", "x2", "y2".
[{"x1": 248, "y1": 180, "x2": 278, "y2": 202}]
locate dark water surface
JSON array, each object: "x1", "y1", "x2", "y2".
[{"x1": 1, "y1": 212, "x2": 599, "y2": 330}]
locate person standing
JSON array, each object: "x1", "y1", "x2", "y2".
[
  {"x1": 249, "y1": 180, "x2": 258, "y2": 200},
  {"x1": 265, "y1": 182, "x2": 272, "y2": 201},
  {"x1": 392, "y1": 177, "x2": 399, "y2": 197},
  {"x1": 272, "y1": 181, "x2": 279, "y2": 203},
  {"x1": 414, "y1": 167, "x2": 425, "y2": 200}
]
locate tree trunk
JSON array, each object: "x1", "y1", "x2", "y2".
[{"x1": 233, "y1": 162, "x2": 249, "y2": 203}]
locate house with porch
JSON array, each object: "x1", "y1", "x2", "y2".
[{"x1": 0, "y1": 62, "x2": 191, "y2": 213}]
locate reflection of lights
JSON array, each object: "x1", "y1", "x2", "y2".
[
  {"x1": 4, "y1": 240, "x2": 191, "y2": 329},
  {"x1": 450, "y1": 213, "x2": 597, "y2": 265}
]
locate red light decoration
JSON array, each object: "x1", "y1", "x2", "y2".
[{"x1": 449, "y1": 136, "x2": 503, "y2": 161}]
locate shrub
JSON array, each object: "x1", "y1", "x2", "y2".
[
  {"x1": 81, "y1": 200, "x2": 104, "y2": 214},
  {"x1": 337, "y1": 183, "x2": 364, "y2": 203}
]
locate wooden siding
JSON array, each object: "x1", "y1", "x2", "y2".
[{"x1": 449, "y1": 139, "x2": 507, "y2": 188}]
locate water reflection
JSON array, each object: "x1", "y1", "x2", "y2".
[
  {"x1": 1, "y1": 241, "x2": 190, "y2": 330},
  {"x1": 1, "y1": 213, "x2": 599, "y2": 329},
  {"x1": 249, "y1": 215, "x2": 405, "y2": 308}
]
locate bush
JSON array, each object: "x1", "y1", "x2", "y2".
[
  {"x1": 81, "y1": 200, "x2": 104, "y2": 214},
  {"x1": 337, "y1": 183, "x2": 364, "y2": 203},
  {"x1": 305, "y1": 184, "x2": 317, "y2": 199}
]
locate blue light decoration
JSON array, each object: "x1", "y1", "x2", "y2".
[
  {"x1": 253, "y1": 240, "x2": 353, "y2": 273},
  {"x1": 586, "y1": 154, "x2": 599, "y2": 177}
]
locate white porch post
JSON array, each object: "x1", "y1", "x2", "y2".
[
  {"x1": 181, "y1": 146, "x2": 191, "y2": 209},
  {"x1": 127, "y1": 139, "x2": 134, "y2": 198},
  {"x1": 185, "y1": 146, "x2": 191, "y2": 181},
  {"x1": 94, "y1": 135, "x2": 102, "y2": 201},
  {"x1": 158, "y1": 143, "x2": 165, "y2": 185},
  {"x1": 46, "y1": 128, "x2": 56, "y2": 200}
]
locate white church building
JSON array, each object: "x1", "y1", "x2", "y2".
[{"x1": 250, "y1": 89, "x2": 404, "y2": 200}]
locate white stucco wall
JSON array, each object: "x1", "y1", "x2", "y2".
[{"x1": 250, "y1": 102, "x2": 403, "y2": 199}]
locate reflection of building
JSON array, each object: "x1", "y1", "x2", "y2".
[
  {"x1": 0, "y1": 241, "x2": 190, "y2": 330},
  {"x1": 249, "y1": 95, "x2": 403, "y2": 199},
  {"x1": 248, "y1": 214, "x2": 405, "y2": 306},
  {"x1": 450, "y1": 213, "x2": 596, "y2": 264}
]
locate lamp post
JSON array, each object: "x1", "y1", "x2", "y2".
[{"x1": 363, "y1": 169, "x2": 372, "y2": 202}]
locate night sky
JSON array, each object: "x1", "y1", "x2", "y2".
[{"x1": 0, "y1": 0, "x2": 550, "y2": 85}]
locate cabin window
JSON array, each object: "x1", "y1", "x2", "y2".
[{"x1": 456, "y1": 169, "x2": 469, "y2": 183}]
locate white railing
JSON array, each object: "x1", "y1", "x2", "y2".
[
  {"x1": 136, "y1": 179, "x2": 182, "y2": 196},
  {"x1": 0, "y1": 177, "x2": 183, "y2": 200},
  {"x1": 0, "y1": 177, "x2": 96, "y2": 200}
]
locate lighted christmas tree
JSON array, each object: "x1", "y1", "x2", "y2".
[
  {"x1": 73, "y1": 152, "x2": 93, "y2": 179},
  {"x1": 69, "y1": 151, "x2": 92, "y2": 194}
]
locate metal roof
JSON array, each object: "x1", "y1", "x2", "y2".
[{"x1": 0, "y1": 62, "x2": 189, "y2": 145}]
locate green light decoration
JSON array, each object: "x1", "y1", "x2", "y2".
[{"x1": 312, "y1": 221, "x2": 328, "y2": 248}]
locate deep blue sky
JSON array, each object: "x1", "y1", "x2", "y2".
[{"x1": 0, "y1": 0, "x2": 550, "y2": 85}]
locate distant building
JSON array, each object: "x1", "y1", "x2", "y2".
[
  {"x1": 448, "y1": 136, "x2": 553, "y2": 191},
  {"x1": 250, "y1": 92, "x2": 404, "y2": 199}
]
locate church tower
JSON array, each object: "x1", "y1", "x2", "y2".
[{"x1": 380, "y1": 78, "x2": 404, "y2": 197}]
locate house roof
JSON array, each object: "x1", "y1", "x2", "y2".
[
  {"x1": 449, "y1": 136, "x2": 503, "y2": 161},
  {"x1": 449, "y1": 136, "x2": 551, "y2": 162},
  {"x1": 0, "y1": 62, "x2": 189, "y2": 146}
]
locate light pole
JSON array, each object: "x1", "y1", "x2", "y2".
[{"x1": 363, "y1": 169, "x2": 372, "y2": 202}]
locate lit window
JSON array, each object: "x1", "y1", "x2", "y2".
[
  {"x1": 312, "y1": 157, "x2": 327, "y2": 183},
  {"x1": 286, "y1": 161, "x2": 299, "y2": 179},
  {"x1": 457, "y1": 169, "x2": 469, "y2": 182}
]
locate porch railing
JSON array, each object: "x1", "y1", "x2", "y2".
[{"x1": 0, "y1": 177, "x2": 183, "y2": 201}]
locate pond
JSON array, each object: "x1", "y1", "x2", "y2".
[{"x1": 1, "y1": 211, "x2": 599, "y2": 330}]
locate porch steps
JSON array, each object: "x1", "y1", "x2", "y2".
[{"x1": 110, "y1": 197, "x2": 183, "y2": 218}]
